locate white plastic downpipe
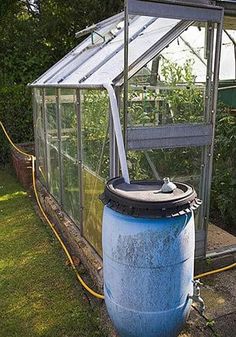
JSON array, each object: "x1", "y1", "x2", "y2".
[{"x1": 103, "y1": 83, "x2": 130, "y2": 184}]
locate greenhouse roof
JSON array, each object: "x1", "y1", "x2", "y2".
[
  {"x1": 31, "y1": 13, "x2": 192, "y2": 88},
  {"x1": 31, "y1": 10, "x2": 236, "y2": 89},
  {"x1": 160, "y1": 27, "x2": 236, "y2": 82}
]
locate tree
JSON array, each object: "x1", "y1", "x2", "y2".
[
  {"x1": 0, "y1": 0, "x2": 123, "y2": 164},
  {"x1": 0, "y1": 0, "x2": 124, "y2": 86}
]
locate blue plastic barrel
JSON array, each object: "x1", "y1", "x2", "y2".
[{"x1": 101, "y1": 177, "x2": 201, "y2": 337}]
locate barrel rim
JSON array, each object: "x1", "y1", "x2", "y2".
[{"x1": 100, "y1": 177, "x2": 201, "y2": 218}]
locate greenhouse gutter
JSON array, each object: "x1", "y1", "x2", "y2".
[
  {"x1": 30, "y1": 83, "x2": 236, "y2": 90},
  {"x1": 28, "y1": 83, "x2": 105, "y2": 89}
]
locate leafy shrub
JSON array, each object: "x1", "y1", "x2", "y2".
[
  {"x1": 0, "y1": 85, "x2": 33, "y2": 165},
  {"x1": 211, "y1": 104, "x2": 236, "y2": 227}
]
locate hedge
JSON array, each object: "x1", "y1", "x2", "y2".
[{"x1": 0, "y1": 85, "x2": 33, "y2": 165}]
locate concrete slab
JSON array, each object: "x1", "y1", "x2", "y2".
[
  {"x1": 180, "y1": 268, "x2": 236, "y2": 336},
  {"x1": 207, "y1": 224, "x2": 236, "y2": 251},
  {"x1": 214, "y1": 312, "x2": 236, "y2": 337}
]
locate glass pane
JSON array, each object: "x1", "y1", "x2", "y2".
[
  {"x1": 220, "y1": 29, "x2": 236, "y2": 81},
  {"x1": 45, "y1": 88, "x2": 60, "y2": 201},
  {"x1": 127, "y1": 147, "x2": 202, "y2": 231},
  {"x1": 34, "y1": 89, "x2": 47, "y2": 186},
  {"x1": 128, "y1": 24, "x2": 208, "y2": 126},
  {"x1": 81, "y1": 90, "x2": 110, "y2": 255},
  {"x1": 127, "y1": 147, "x2": 201, "y2": 192},
  {"x1": 60, "y1": 89, "x2": 80, "y2": 224}
]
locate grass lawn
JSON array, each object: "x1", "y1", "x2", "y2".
[{"x1": 0, "y1": 167, "x2": 108, "y2": 337}]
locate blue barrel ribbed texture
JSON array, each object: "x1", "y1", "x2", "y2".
[{"x1": 102, "y1": 205, "x2": 195, "y2": 337}]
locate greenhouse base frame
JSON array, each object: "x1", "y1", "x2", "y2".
[
  {"x1": 35, "y1": 175, "x2": 236, "y2": 288},
  {"x1": 10, "y1": 141, "x2": 236, "y2": 290}
]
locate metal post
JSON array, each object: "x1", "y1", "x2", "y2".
[
  {"x1": 32, "y1": 88, "x2": 39, "y2": 178},
  {"x1": 115, "y1": 86, "x2": 122, "y2": 177},
  {"x1": 42, "y1": 88, "x2": 49, "y2": 189},
  {"x1": 124, "y1": 0, "x2": 129, "y2": 150},
  {"x1": 198, "y1": 22, "x2": 215, "y2": 236},
  {"x1": 200, "y1": 22, "x2": 216, "y2": 256},
  {"x1": 204, "y1": 17, "x2": 224, "y2": 255},
  {"x1": 109, "y1": 102, "x2": 115, "y2": 178},
  {"x1": 76, "y1": 89, "x2": 84, "y2": 235},
  {"x1": 198, "y1": 14, "x2": 223, "y2": 256},
  {"x1": 56, "y1": 88, "x2": 64, "y2": 206}
]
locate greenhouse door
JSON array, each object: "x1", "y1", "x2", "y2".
[{"x1": 123, "y1": 0, "x2": 224, "y2": 257}]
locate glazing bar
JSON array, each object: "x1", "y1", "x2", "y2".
[
  {"x1": 76, "y1": 89, "x2": 84, "y2": 235},
  {"x1": 204, "y1": 16, "x2": 224, "y2": 254},
  {"x1": 42, "y1": 89, "x2": 49, "y2": 189},
  {"x1": 128, "y1": 0, "x2": 223, "y2": 22},
  {"x1": 56, "y1": 88, "x2": 64, "y2": 206},
  {"x1": 124, "y1": 1, "x2": 129, "y2": 151}
]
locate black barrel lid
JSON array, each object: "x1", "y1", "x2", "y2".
[{"x1": 100, "y1": 177, "x2": 201, "y2": 218}]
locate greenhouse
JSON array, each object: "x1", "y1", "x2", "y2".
[{"x1": 30, "y1": 0, "x2": 235, "y2": 258}]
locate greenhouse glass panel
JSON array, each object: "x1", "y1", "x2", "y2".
[
  {"x1": 81, "y1": 90, "x2": 110, "y2": 255},
  {"x1": 127, "y1": 147, "x2": 202, "y2": 228},
  {"x1": 45, "y1": 88, "x2": 60, "y2": 201},
  {"x1": 127, "y1": 147, "x2": 201, "y2": 189},
  {"x1": 60, "y1": 89, "x2": 80, "y2": 224},
  {"x1": 34, "y1": 88, "x2": 47, "y2": 186},
  {"x1": 125, "y1": 134, "x2": 205, "y2": 211},
  {"x1": 127, "y1": 24, "x2": 208, "y2": 127}
]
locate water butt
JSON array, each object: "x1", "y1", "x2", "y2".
[{"x1": 101, "y1": 177, "x2": 201, "y2": 337}]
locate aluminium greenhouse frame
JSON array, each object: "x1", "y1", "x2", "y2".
[
  {"x1": 123, "y1": 1, "x2": 224, "y2": 258},
  {"x1": 31, "y1": 0, "x2": 226, "y2": 258}
]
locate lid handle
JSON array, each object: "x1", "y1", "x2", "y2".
[{"x1": 161, "y1": 177, "x2": 177, "y2": 193}]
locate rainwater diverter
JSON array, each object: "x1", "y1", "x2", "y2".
[{"x1": 101, "y1": 177, "x2": 201, "y2": 337}]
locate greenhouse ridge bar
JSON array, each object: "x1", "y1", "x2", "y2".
[
  {"x1": 30, "y1": 0, "x2": 234, "y2": 259},
  {"x1": 128, "y1": 0, "x2": 223, "y2": 21}
]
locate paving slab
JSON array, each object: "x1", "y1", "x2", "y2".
[
  {"x1": 207, "y1": 224, "x2": 236, "y2": 251},
  {"x1": 180, "y1": 268, "x2": 236, "y2": 337},
  {"x1": 215, "y1": 312, "x2": 236, "y2": 337}
]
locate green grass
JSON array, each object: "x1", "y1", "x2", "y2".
[{"x1": 0, "y1": 167, "x2": 107, "y2": 337}]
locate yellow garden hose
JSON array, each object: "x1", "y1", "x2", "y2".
[
  {"x1": 31, "y1": 158, "x2": 104, "y2": 299},
  {"x1": 0, "y1": 121, "x2": 236, "y2": 298},
  {"x1": 0, "y1": 121, "x2": 104, "y2": 300},
  {"x1": 194, "y1": 262, "x2": 236, "y2": 280},
  {"x1": 0, "y1": 121, "x2": 32, "y2": 159}
]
